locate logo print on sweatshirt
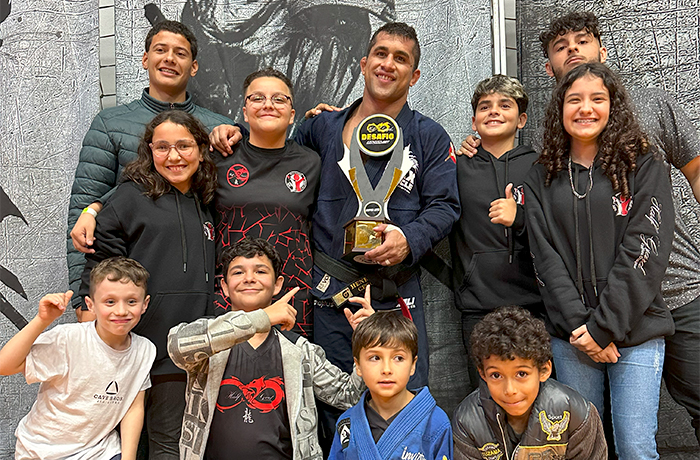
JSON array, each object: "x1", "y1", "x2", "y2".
[
  {"x1": 513, "y1": 185, "x2": 525, "y2": 205},
  {"x1": 285, "y1": 171, "x2": 307, "y2": 193},
  {"x1": 203, "y1": 222, "x2": 215, "y2": 241},
  {"x1": 227, "y1": 164, "x2": 249, "y2": 188},
  {"x1": 611, "y1": 192, "x2": 633, "y2": 216},
  {"x1": 216, "y1": 375, "x2": 285, "y2": 414}
]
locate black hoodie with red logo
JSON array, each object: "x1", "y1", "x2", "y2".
[
  {"x1": 524, "y1": 150, "x2": 675, "y2": 348},
  {"x1": 450, "y1": 144, "x2": 542, "y2": 313}
]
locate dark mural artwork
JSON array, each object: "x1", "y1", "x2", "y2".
[
  {"x1": 0, "y1": 187, "x2": 28, "y2": 331},
  {"x1": 145, "y1": 1, "x2": 394, "y2": 132}
]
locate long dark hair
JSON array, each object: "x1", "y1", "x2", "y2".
[
  {"x1": 539, "y1": 63, "x2": 649, "y2": 198},
  {"x1": 122, "y1": 110, "x2": 217, "y2": 204}
]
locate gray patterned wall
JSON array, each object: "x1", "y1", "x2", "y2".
[
  {"x1": 0, "y1": 0, "x2": 100, "y2": 456},
  {"x1": 517, "y1": 1, "x2": 700, "y2": 148},
  {"x1": 517, "y1": 0, "x2": 700, "y2": 269}
]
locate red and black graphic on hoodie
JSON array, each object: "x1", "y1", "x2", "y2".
[
  {"x1": 214, "y1": 140, "x2": 320, "y2": 338},
  {"x1": 205, "y1": 331, "x2": 292, "y2": 459}
]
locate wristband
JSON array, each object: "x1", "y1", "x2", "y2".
[{"x1": 82, "y1": 207, "x2": 98, "y2": 218}]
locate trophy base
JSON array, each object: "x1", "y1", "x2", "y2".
[{"x1": 343, "y1": 219, "x2": 383, "y2": 265}]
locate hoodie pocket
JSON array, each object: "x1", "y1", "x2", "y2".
[{"x1": 457, "y1": 250, "x2": 540, "y2": 310}]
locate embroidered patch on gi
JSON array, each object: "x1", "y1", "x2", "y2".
[
  {"x1": 316, "y1": 273, "x2": 331, "y2": 293},
  {"x1": 398, "y1": 149, "x2": 418, "y2": 193},
  {"x1": 445, "y1": 142, "x2": 456, "y2": 164},
  {"x1": 203, "y1": 222, "x2": 215, "y2": 241},
  {"x1": 513, "y1": 184, "x2": 525, "y2": 205},
  {"x1": 227, "y1": 164, "x2": 249, "y2": 188},
  {"x1": 477, "y1": 442, "x2": 503, "y2": 460},
  {"x1": 611, "y1": 192, "x2": 633, "y2": 216},
  {"x1": 538, "y1": 410, "x2": 570, "y2": 441},
  {"x1": 285, "y1": 171, "x2": 307, "y2": 193},
  {"x1": 338, "y1": 418, "x2": 351, "y2": 449}
]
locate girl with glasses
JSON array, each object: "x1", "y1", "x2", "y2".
[{"x1": 78, "y1": 109, "x2": 218, "y2": 458}]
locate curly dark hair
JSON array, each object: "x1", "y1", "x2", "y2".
[
  {"x1": 219, "y1": 238, "x2": 283, "y2": 281},
  {"x1": 539, "y1": 63, "x2": 649, "y2": 198},
  {"x1": 122, "y1": 110, "x2": 217, "y2": 204},
  {"x1": 145, "y1": 20, "x2": 198, "y2": 59},
  {"x1": 539, "y1": 11, "x2": 601, "y2": 59},
  {"x1": 471, "y1": 74, "x2": 529, "y2": 115},
  {"x1": 470, "y1": 306, "x2": 552, "y2": 373}
]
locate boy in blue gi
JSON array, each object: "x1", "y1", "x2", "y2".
[
  {"x1": 329, "y1": 312, "x2": 452, "y2": 460},
  {"x1": 450, "y1": 75, "x2": 543, "y2": 395},
  {"x1": 452, "y1": 306, "x2": 606, "y2": 460}
]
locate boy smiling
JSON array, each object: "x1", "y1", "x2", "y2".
[
  {"x1": 0, "y1": 257, "x2": 156, "y2": 460},
  {"x1": 452, "y1": 306, "x2": 606, "y2": 460},
  {"x1": 168, "y1": 238, "x2": 370, "y2": 460}
]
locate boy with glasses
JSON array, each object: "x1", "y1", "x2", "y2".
[{"x1": 212, "y1": 68, "x2": 321, "y2": 338}]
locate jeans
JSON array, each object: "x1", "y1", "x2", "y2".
[{"x1": 551, "y1": 336, "x2": 665, "y2": 460}]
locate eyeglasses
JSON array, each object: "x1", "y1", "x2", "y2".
[
  {"x1": 149, "y1": 140, "x2": 198, "y2": 158},
  {"x1": 245, "y1": 92, "x2": 292, "y2": 107}
]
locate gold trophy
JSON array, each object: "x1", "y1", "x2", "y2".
[{"x1": 341, "y1": 114, "x2": 405, "y2": 264}]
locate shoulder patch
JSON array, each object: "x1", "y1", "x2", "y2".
[
  {"x1": 538, "y1": 409, "x2": 570, "y2": 441},
  {"x1": 203, "y1": 222, "x2": 215, "y2": 241},
  {"x1": 338, "y1": 417, "x2": 351, "y2": 449},
  {"x1": 513, "y1": 184, "x2": 525, "y2": 205},
  {"x1": 446, "y1": 142, "x2": 456, "y2": 163},
  {"x1": 611, "y1": 192, "x2": 633, "y2": 216},
  {"x1": 477, "y1": 442, "x2": 503, "y2": 460}
]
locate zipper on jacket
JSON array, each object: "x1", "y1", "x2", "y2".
[{"x1": 496, "y1": 412, "x2": 511, "y2": 460}]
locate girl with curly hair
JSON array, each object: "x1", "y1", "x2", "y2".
[
  {"x1": 78, "y1": 110, "x2": 218, "y2": 457},
  {"x1": 523, "y1": 63, "x2": 675, "y2": 460}
]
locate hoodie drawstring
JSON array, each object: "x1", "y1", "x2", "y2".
[
  {"x1": 175, "y1": 192, "x2": 188, "y2": 273},
  {"x1": 193, "y1": 195, "x2": 210, "y2": 283},
  {"x1": 572, "y1": 162, "x2": 599, "y2": 303},
  {"x1": 489, "y1": 152, "x2": 514, "y2": 264}
]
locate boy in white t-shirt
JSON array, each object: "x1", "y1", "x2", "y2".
[{"x1": 0, "y1": 257, "x2": 156, "y2": 460}]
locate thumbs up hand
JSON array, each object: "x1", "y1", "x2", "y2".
[{"x1": 489, "y1": 183, "x2": 517, "y2": 227}]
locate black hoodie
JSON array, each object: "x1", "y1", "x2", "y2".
[
  {"x1": 524, "y1": 151, "x2": 675, "y2": 348},
  {"x1": 80, "y1": 181, "x2": 216, "y2": 375},
  {"x1": 450, "y1": 144, "x2": 542, "y2": 312}
]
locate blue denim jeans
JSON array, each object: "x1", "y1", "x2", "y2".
[{"x1": 551, "y1": 336, "x2": 665, "y2": 460}]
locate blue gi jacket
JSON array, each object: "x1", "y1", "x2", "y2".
[
  {"x1": 329, "y1": 387, "x2": 453, "y2": 460},
  {"x1": 295, "y1": 98, "x2": 460, "y2": 299}
]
